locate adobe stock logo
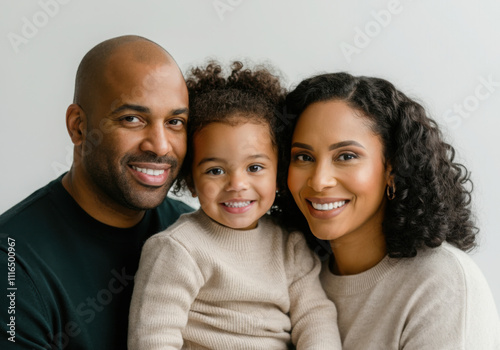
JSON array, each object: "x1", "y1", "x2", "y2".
[
  {"x1": 340, "y1": 0, "x2": 407, "y2": 63},
  {"x1": 7, "y1": 0, "x2": 72, "y2": 54},
  {"x1": 443, "y1": 75, "x2": 499, "y2": 129},
  {"x1": 213, "y1": 0, "x2": 244, "y2": 21}
]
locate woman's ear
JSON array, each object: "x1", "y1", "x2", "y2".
[
  {"x1": 385, "y1": 163, "x2": 396, "y2": 200},
  {"x1": 384, "y1": 161, "x2": 394, "y2": 181},
  {"x1": 66, "y1": 104, "x2": 86, "y2": 146}
]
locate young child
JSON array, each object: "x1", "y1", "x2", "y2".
[{"x1": 128, "y1": 62, "x2": 341, "y2": 349}]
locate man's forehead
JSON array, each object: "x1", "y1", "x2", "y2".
[
  {"x1": 102, "y1": 60, "x2": 182, "y2": 97},
  {"x1": 107, "y1": 39, "x2": 174, "y2": 65}
]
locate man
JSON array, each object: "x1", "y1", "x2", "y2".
[{"x1": 0, "y1": 35, "x2": 192, "y2": 349}]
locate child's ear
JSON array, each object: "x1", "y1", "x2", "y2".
[
  {"x1": 186, "y1": 174, "x2": 197, "y2": 197},
  {"x1": 189, "y1": 187, "x2": 197, "y2": 198}
]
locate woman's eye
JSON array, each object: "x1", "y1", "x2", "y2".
[
  {"x1": 295, "y1": 154, "x2": 313, "y2": 162},
  {"x1": 207, "y1": 168, "x2": 225, "y2": 176},
  {"x1": 338, "y1": 153, "x2": 357, "y2": 161},
  {"x1": 248, "y1": 165, "x2": 263, "y2": 173}
]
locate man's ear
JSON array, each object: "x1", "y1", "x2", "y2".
[{"x1": 66, "y1": 104, "x2": 86, "y2": 146}]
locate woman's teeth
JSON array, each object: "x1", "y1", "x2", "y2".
[
  {"x1": 311, "y1": 200, "x2": 346, "y2": 211},
  {"x1": 224, "y1": 201, "x2": 251, "y2": 208},
  {"x1": 132, "y1": 166, "x2": 165, "y2": 176}
]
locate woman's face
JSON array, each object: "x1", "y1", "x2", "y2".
[{"x1": 287, "y1": 100, "x2": 391, "y2": 243}]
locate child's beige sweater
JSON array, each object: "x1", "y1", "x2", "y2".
[{"x1": 129, "y1": 209, "x2": 341, "y2": 349}]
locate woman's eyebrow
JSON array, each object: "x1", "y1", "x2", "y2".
[
  {"x1": 328, "y1": 140, "x2": 365, "y2": 150},
  {"x1": 291, "y1": 140, "x2": 365, "y2": 151},
  {"x1": 291, "y1": 142, "x2": 313, "y2": 150}
]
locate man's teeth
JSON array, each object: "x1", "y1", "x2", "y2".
[
  {"x1": 311, "y1": 201, "x2": 346, "y2": 211},
  {"x1": 131, "y1": 166, "x2": 165, "y2": 176},
  {"x1": 224, "y1": 201, "x2": 251, "y2": 208}
]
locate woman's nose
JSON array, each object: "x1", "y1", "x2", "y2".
[{"x1": 307, "y1": 162, "x2": 337, "y2": 192}]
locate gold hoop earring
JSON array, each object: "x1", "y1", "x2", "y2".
[{"x1": 386, "y1": 184, "x2": 396, "y2": 200}]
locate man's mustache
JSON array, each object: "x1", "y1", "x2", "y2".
[{"x1": 125, "y1": 155, "x2": 178, "y2": 167}]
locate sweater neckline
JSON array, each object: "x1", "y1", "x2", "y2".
[
  {"x1": 321, "y1": 254, "x2": 400, "y2": 295},
  {"x1": 193, "y1": 209, "x2": 273, "y2": 251}
]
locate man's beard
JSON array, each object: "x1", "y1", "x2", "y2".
[{"x1": 84, "y1": 150, "x2": 179, "y2": 211}]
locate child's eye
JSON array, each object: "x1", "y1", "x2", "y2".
[
  {"x1": 294, "y1": 154, "x2": 314, "y2": 162},
  {"x1": 247, "y1": 165, "x2": 263, "y2": 173},
  {"x1": 206, "y1": 168, "x2": 225, "y2": 176},
  {"x1": 337, "y1": 153, "x2": 357, "y2": 161}
]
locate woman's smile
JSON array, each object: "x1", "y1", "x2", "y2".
[{"x1": 288, "y1": 100, "x2": 391, "y2": 243}]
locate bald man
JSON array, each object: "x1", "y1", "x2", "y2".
[{"x1": 0, "y1": 36, "x2": 193, "y2": 350}]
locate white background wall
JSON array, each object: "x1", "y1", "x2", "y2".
[{"x1": 1, "y1": 0, "x2": 499, "y2": 312}]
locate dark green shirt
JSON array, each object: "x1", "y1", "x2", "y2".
[{"x1": 0, "y1": 176, "x2": 193, "y2": 349}]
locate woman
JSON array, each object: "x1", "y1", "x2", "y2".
[{"x1": 281, "y1": 72, "x2": 500, "y2": 349}]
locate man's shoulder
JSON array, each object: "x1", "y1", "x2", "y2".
[
  {"x1": 0, "y1": 178, "x2": 60, "y2": 229},
  {"x1": 157, "y1": 195, "x2": 194, "y2": 215},
  {"x1": 150, "y1": 195, "x2": 195, "y2": 232}
]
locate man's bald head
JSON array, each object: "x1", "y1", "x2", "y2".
[
  {"x1": 65, "y1": 35, "x2": 188, "y2": 218},
  {"x1": 73, "y1": 35, "x2": 178, "y2": 115}
]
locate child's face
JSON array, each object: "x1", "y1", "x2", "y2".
[{"x1": 191, "y1": 121, "x2": 278, "y2": 230}]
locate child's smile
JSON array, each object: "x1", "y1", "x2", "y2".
[{"x1": 191, "y1": 120, "x2": 278, "y2": 230}]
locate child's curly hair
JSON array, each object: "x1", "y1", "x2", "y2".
[
  {"x1": 173, "y1": 61, "x2": 288, "y2": 211},
  {"x1": 281, "y1": 72, "x2": 478, "y2": 258}
]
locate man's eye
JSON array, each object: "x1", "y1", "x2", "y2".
[
  {"x1": 207, "y1": 168, "x2": 225, "y2": 175},
  {"x1": 121, "y1": 116, "x2": 141, "y2": 123},
  {"x1": 248, "y1": 165, "x2": 263, "y2": 173},
  {"x1": 168, "y1": 119, "x2": 184, "y2": 126}
]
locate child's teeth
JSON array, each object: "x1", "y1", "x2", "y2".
[
  {"x1": 224, "y1": 201, "x2": 251, "y2": 208},
  {"x1": 311, "y1": 200, "x2": 346, "y2": 211}
]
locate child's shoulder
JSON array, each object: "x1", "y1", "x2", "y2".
[
  {"x1": 148, "y1": 210, "x2": 207, "y2": 242},
  {"x1": 259, "y1": 214, "x2": 308, "y2": 246}
]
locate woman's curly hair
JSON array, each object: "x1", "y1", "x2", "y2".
[
  {"x1": 173, "y1": 61, "x2": 288, "y2": 210},
  {"x1": 280, "y1": 72, "x2": 478, "y2": 258}
]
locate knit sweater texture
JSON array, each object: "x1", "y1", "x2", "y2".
[
  {"x1": 129, "y1": 209, "x2": 341, "y2": 349},
  {"x1": 320, "y1": 242, "x2": 500, "y2": 349}
]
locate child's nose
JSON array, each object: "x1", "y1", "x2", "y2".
[{"x1": 225, "y1": 170, "x2": 249, "y2": 192}]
